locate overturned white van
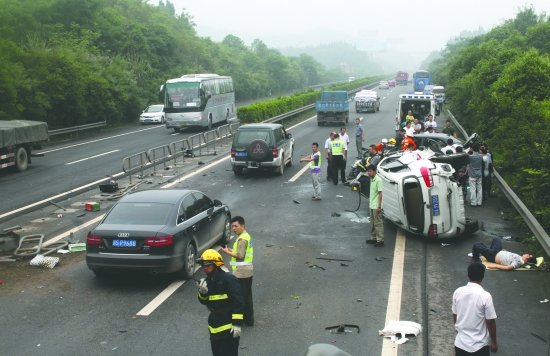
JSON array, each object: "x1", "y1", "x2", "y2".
[{"x1": 377, "y1": 150, "x2": 478, "y2": 238}]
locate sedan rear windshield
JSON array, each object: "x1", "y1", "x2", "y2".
[
  {"x1": 104, "y1": 202, "x2": 172, "y2": 225},
  {"x1": 235, "y1": 130, "x2": 273, "y2": 146}
]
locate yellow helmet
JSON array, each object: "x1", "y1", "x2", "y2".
[
  {"x1": 197, "y1": 249, "x2": 224, "y2": 267},
  {"x1": 388, "y1": 138, "x2": 397, "y2": 145}
]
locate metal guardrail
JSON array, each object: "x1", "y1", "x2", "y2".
[
  {"x1": 48, "y1": 120, "x2": 107, "y2": 136},
  {"x1": 447, "y1": 110, "x2": 550, "y2": 255},
  {"x1": 121, "y1": 123, "x2": 238, "y2": 182}
]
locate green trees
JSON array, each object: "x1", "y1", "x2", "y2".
[
  {"x1": 0, "y1": 0, "x2": 345, "y2": 127},
  {"x1": 428, "y1": 8, "x2": 550, "y2": 233}
]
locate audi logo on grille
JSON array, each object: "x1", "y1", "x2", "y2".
[{"x1": 117, "y1": 232, "x2": 130, "y2": 237}]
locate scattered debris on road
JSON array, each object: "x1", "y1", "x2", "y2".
[
  {"x1": 29, "y1": 254, "x2": 59, "y2": 269},
  {"x1": 331, "y1": 212, "x2": 341, "y2": 217},
  {"x1": 379, "y1": 320, "x2": 422, "y2": 344},
  {"x1": 325, "y1": 324, "x2": 360, "y2": 334},
  {"x1": 316, "y1": 257, "x2": 353, "y2": 262}
]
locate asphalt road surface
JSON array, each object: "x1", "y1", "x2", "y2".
[{"x1": 1, "y1": 85, "x2": 548, "y2": 356}]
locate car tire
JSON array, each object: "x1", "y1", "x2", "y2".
[
  {"x1": 220, "y1": 215, "x2": 232, "y2": 246},
  {"x1": 92, "y1": 269, "x2": 109, "y2": 278},
  {"x1": 15, "y1": 147, "x2": 29, "y2": 172},
  {"x1": 276, "y1": 158, "x2": 284, "y2": 175},
  {"x1": 247, "y1": 140, "x2": 270, "y2": 161},
  {"x1": 430, "y1": 152, "x2": 469, "y2": 171},
  {"x1": 174, "y1": 128, "x2": 181, "y2": 133},
  {"x1": 208, "y1": 117, "x2": 213, "y2": 131},
  {"x1": 233, "y1": 167, "x2": 243, "y2": 176},
  {"x1": 180, "y1": 241, "x2": 197, "y2": 280},
  {"x1": 286, "y1": 147, "x2": 293, "y2": 167},
  {"x1": 464, "y1": 218, "x2": 479, "y2": 235},
  {"x1": 161, "y1": 115, "x2": 165, "y2": 124}
]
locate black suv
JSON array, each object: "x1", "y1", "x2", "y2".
[{"x1": 230, "y1": 123, "x2": 294, "y2": 176}]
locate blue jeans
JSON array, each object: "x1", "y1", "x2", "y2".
[{"x1": 472, "y1": 237, "x2": 502, "y2": 262}]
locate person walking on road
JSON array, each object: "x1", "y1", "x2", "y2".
[
  {"x1": 468, "y1": 143, "x2": 484, "y2": 207},
  {"x1": 329, "y1": 132, "x2": 347, "y2": 185},
  {"x1": 354, "y1": 118, "x2": 365, "y2": 159},
  {"x1": 452, "y1": 263, "x2": 498, "y2": 355},
  {"x1": 197, "y1": 249, "x2": 244, "y2": 356},
  {"x1": 222, "y1": 216, "x2": 254, "y2": 326},
  {"x1": 340, "y1": 127, "x2": 350, "y2": 146},
  {"x1": 365, "y1": 164, "x2": 384, "y2": 247},
  {"x1": 300, "y1": 142, "x2": 322, "y2": 200},
  {"x1": 325, "y1": 131, "x2": 335, "y2": 183}
]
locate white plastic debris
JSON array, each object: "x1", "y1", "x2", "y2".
[
  {"x1": 540, "y1": 299, "x2": 549, "y2": 303},
  {"x1": 501, "y1": 236, "x2": 512, "y2": 240},
  {"x1": 29, "y1": 254, "x2": 60, "y2": 269},
  {"x1": 379, "y1": 321, "x2": 422, "y2": 344},
  {"x1": 441, "y1": 243, "x2": 451, "y2": 247},
  {"x1": 467, "y1": 253, "x2": 473, "y2": 257}
]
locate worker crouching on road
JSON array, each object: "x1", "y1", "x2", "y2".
[{"x1": 197, "y1": 249, "x2": 244, "y2": 356}]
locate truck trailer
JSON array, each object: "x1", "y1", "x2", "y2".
[{"x1": 0, "y1": 120, "x2": 48, "y2": 172}]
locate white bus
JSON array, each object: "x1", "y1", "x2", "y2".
[{"x1": 161, "y1": 74, "x2": 236, "y2": 132}]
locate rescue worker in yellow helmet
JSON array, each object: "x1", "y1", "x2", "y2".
[{"x1": 197, "y1": 249, "x2": 244, "y2": 356}]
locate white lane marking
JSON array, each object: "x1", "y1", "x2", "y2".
[
  {"x1": 136, "y1": 280, "x2": 186, "y2": 316},
  {"x1": 288, "y1": 163, "x2": 310, "y2": 182},
  {"x1": 65, "y1": 150, "x2": 120, "y2": 165},
  {"x1": 381, "y1": 229, "x2": 406, "y2": 356},
  {"x1": 38, "y1": 126, "x2": 161, "y2": 154},
  {"x1": 0, "y1": 171, "x2": 125, "y2": 221},
  {"x1": 10, "y1": 114, "x2": 322, "y2": 316},
  {"x1": 162, "y1": 157, "x2": 230, "y2": 188},
  {"x1": 43, "y1": 215, "x2": 105, "y2": 247}
]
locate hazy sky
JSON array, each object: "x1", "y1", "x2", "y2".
[{"x1": 169, "y1": 1, "x2": 549, "y2": 70}]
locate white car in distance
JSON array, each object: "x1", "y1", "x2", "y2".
[
  {"x1": 139, "y1": 104, "x2": 165, "y2": 125},
  {"x1": 379, "y1": 81, "x2": 390, "y2": 89}
]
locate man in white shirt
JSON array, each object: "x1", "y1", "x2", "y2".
[
  {"x1": 404, "y1": 121, "x2": 415, "y2": 137},
  {"x1": 452, "y1": 263, "x2": 497, "y2": 355},
  {"x1": 324, "y1": 131, "x2": 335, "y2": 182},
  {"x1": 340, "y1": 127, "x2": 350, "y2": 146},
  {"x1": 424, "y1": 114, "x2": 437, "y2": 131}
]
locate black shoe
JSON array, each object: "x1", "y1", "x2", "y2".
[
  {"x1": 374, "y1": 241, "x2": 385, "y2": 247},
  {"x1": 366, "y1": 239, "x2": 377, "y2": 244}
]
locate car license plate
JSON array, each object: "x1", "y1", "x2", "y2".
[
  {"x1": 432, "y1": 195, "x2": 440, "y2": 216},
  {"x1": 235, "y1": 151, "x2": 247, "y2": 157},
  {"x1": 112, "y1": 239, "x2": 137, "y2": 248}
]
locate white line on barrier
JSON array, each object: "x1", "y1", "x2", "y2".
[{"x1": 65, "y1": 150, "x2": 120, "y2": 165}]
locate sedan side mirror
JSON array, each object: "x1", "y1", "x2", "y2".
[
  {"x1": 285, "y1": 133, "x2": 292, "y2": 139},
  {"x1": 213, "y1": 199, "x2": 223, "y2": 207}
]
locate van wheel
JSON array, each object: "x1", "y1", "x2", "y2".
[
  {"x1": 15, "y1": 147, "x2": 29, "y2": 172},
  {"x1": 430, "y1": 153, "x2": 469, "y2": 171},
  {"x1": 464, "y1": 218, "x2": 479, "y2": 235}
]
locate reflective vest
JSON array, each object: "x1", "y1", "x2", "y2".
[
  {"x1": 230, "y1": 232, "x2": 253, "y2": 270},
  {"x1": 310, "y1": 151, "x2": 322, "y2": 170},
  {"x1": 330, "y1": 139, "x2": 344, "y2": 155}
]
